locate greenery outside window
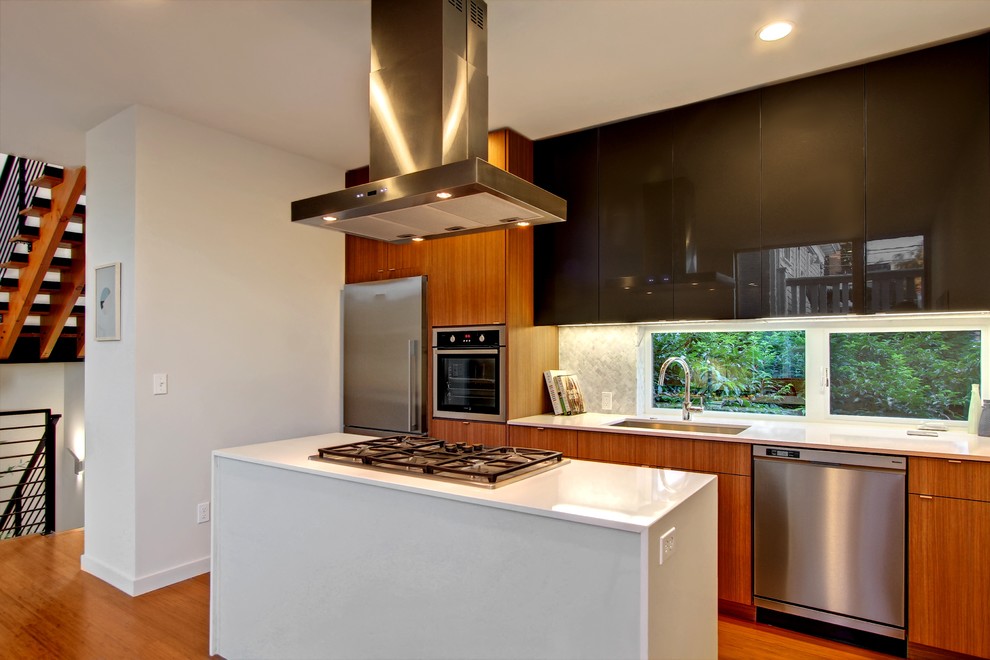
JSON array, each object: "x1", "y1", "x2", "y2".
[
  {"x1": 651, "y1": 331, "x2": 806, "y2": 416},
  {"x1": 829, "y1": 330, "x2": 981, "y2": 420}
]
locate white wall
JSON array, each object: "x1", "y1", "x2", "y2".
[
  {"x1": 84, "y1": 106, "x2": 139, "y2": 582},
  {"x1": 0, "y1": 362, "x2": 85, "y2": 532},
  {"x1": 83, "y1": 105, "x2": 344, "y2": 595}
]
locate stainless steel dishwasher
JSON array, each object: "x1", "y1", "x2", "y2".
[{"x1": 753, "y1": 445, "x2": 907, "y2": 649}]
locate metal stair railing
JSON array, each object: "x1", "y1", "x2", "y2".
[
  {"x1": 0, "y1": 155, "x2": 46, "y2": 275},
  {"x1": 0, "y1": 409, "x2": 59, "y2": 539}
]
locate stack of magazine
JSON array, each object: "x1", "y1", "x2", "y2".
[{"x1": 544, "y1": 370, "x2": 586, "y2": 415}]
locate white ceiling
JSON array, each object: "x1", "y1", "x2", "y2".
[{"x1": 2, "y1": 1, "x2": 989, "y2": 171}]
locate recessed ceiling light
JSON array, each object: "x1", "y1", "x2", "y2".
[
  {"x1": 758, "y1": 21, "x2": 793, "y2": 42},
  {"x1": 436, "y1": 192, "x2": 452, "y2": 199},
  {"x1": 516, "y1": 221, "x2": 530, "y2": 227},
  {"x1": 411, "y1": 237, "x2": 425, "y2": 242},
  {"x1": 322, "y1": 215, "x2": 337, "y2": 223}
]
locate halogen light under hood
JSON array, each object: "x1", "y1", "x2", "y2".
[{"x1": 291, "y1": 0, "x2": 566, "y2": 243}]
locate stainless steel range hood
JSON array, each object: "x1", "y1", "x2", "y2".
[{"x1": 291, "y1": 0, "x2": 565, "y2": 243}]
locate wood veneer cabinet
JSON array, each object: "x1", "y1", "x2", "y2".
[
  {"x1": 575, "y1": 431, "x2": 660, "y2": 467},
  {"x1": 572, "y1": 430, "x2": 753, "y2": 611},
  {"x1": 428, "y1": 231, "x2": 507, "y2": 327},
  {"x1": 430, "y1": 419, "x2": 507, "y2": 447},
  {"x1": 507, "y1": 426, "x2": 577, "y2": 456},
  {"x1": 344, "y1": 235, "x2": 430, "y2": 283},
  {"x1": 908, "y1": 457, "x2": 990, "y2": 658},
  {"x1": 654, "y1": 437, "x2": 752, "y2": 609}
]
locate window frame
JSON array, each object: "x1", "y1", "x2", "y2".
[{"x1": 639, "y1": 312, "x2": 990, "y2": 427}]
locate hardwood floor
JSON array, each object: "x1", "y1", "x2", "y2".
[
  {"x1": 1, "y1": 530, "x2": 896, "y2": 659},
  {"x1": 0, "y1": 530, "x2": 210, "y2": 659}
]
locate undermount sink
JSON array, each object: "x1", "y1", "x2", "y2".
[{"x1": 607, "y1": 418, "x2": 750, "y2": 436}]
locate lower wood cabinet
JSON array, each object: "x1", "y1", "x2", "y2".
[
  {"x1": 507, "y1": 426, "x2": 577, "y2": 456},
  {"x1": 572, "y1": 430, "x2": 753, "y2": 611},
  {"x1": 908, "y1": 458, "x2": 990, "y2": 658},
  {"x1": 429, "y1": 419, "x2": 507, "y2": 446},
  {"x1": 575, "y1": 431, "x2": 659, "y2": 467},
  {"x1": 714, "y1": 474, "x2": 752, "y2": 608}
]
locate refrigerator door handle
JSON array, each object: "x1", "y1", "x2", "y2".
[{"x1": 409, "y1": 339, "x2": 420, "y2": 432}]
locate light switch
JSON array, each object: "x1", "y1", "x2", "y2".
[{"x1": 153, "y1": 373, "x2": 168, "y2": 395}]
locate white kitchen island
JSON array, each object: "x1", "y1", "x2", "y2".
[{"x1": 210, "y1": 433, "x2": 717, "y2": 660}]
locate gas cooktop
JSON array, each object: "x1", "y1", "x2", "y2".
[{"x1": 310, "y1": 435, "x2": 567, "y2": 488}]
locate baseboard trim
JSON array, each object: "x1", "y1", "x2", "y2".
[
  {"x1": 719, "y1": 598, "x2": 757, "y2": 621},
  {"x1": 81, "y1": 553, "x2": 210, "y2": 596}
]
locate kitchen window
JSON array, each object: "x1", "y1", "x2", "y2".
[
  {"x1": 829, "y1": 330, "x2": 981, "y2": 421},
  {"x1": 642, "y1": 313, "x2": 989, "y2": 425},
  {"x1": 651, "y1": 331, "x2": 806, "y2": 416}
]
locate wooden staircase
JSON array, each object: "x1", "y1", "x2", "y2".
[{"x1": 0, "y1": 157, "x2": 86, "y2": 361}]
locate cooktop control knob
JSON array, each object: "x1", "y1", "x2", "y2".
[
  {"x1": 448, "y1": 335, "x2": 456, "y2": 343},
  {"x1": 479, "y1": 334, "x2": 485, "y2": 343}
]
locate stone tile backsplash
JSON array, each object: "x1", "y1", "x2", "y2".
[{"x1": 558, "y1": 325, "x2": 640, "y2": 415}]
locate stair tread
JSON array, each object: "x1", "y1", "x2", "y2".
[
  {"x1": 18, "y1": 197, "x2": 86, "y2": 220},
  {"x1": 0, "y1": 278, "x2": 62, "y2": 293},
  {"x1": 1, "y1": 253, "x2": 75, "y2": 271},
  {"x1": 0, "y1": 302, "x2": 85, "y2": 316},
  {"x1": 15, "y1": 325, "x2": 82, "y2": 339},
  {"x1": 8, "y1": 223, "x2": 84, "y2": 246},
  {"x1": 28, "y1": 165, "x2": 65, "y2": 190}
]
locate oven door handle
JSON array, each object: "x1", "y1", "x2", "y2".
[
  {"x1": 434, "y1": 348, "x2": 501, "y2": 356},
  {"x1": 409, "y1": 339, "x2": 420, "y2": 433}
]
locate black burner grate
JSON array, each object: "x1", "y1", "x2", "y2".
[{"x1": 313, "y1": 435, "x2": 564, "y2": 484}]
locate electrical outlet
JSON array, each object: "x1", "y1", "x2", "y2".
[
  {"x1": 197, "y1": 501, "x2": 210, "y2": 524},
  {"x1": 659, "y1": 527, "x2": 676, "y2": 565},
  {"x1": 601, "y1": 391, "x2": 613, "y2": 411},
  {"x1": 153, "y1": 373, "x2": 168, "y2": 395}
]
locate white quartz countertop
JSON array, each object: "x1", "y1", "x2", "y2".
[
  {"x1": 214, "y1": 433, "x2": 715, "y2": 533},
  {"x1": 509, "y1": 413, "x2": 990, "y2": 461}
]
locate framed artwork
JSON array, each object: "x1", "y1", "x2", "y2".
[{"x1": 94, "y1": 262, "x2": 121, "y2": 341}]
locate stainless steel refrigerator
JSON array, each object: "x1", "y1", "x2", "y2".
[{"x1": 343, "y1": 276, "x2": 427, "y2": 436}]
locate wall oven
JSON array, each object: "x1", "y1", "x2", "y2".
[{"x1": 432, "y1": 325, "x2": 506, "y2": 423}]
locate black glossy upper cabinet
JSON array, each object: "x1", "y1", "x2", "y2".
[
  {"x1": 761, "y1": 68, "x2": 866, "y2": 317},
  {"x1": 533, "y1": 128, "x2": 600, "y2": 325},
  {"x1": 598, "y1": 112, "x2": 674, "y2": 322},
  {"x1": 866, "y1": 35, "x2": 990, "y2": 313},
  {"x1": 671, "y1": 91, "x2": 761, "y2": 319}
]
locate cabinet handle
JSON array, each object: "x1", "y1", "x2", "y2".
[
  {"x1": 919, "y1": 495, "x2": 933, "y2": 499},
  {"x1": 536, "y1": 427, "x2": 545, "y2": 432},
  {"x1": 462, "y1": 421, "x2": 470, "y2": 425},
  {"x1": 948, "y1": 459, "x2": 962, "y2": 464}
]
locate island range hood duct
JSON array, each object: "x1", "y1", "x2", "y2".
[{"x1": 291, "y1": 0, "x2": 566, "y2": 243}]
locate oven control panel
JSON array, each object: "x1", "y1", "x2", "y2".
[{"x1": 433, "y1": 325, "x2": 504, "y2": 349}]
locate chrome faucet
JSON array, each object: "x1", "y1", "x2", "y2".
[{"x1": 658, "y1": 356, "x2": 705, "y2": 421}]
